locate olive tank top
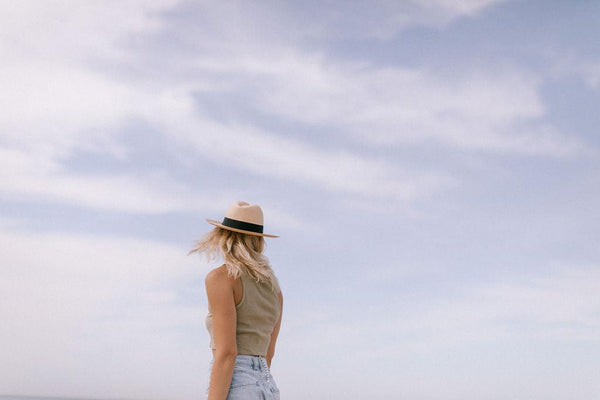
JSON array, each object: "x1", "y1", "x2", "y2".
[{"x1": 206, "y1": 269, "x2": 281, "y2": 356}]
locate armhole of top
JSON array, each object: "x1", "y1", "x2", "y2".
[{"x1": 235, "y1": 274, "x2": 246, "y2": 308}]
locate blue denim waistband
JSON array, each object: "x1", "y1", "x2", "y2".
[{"x1": 234, "y1": 354, "x2": 269, "y2": 372}]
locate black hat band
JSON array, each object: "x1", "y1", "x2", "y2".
[{"x1": 221, "y1": 217, "x2": 264, "y2": 234}]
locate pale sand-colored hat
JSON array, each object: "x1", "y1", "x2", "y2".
[{"x1": 206, "y1": 201, "x2": 279, "y2": 238}]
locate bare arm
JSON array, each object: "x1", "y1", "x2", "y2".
[
  {"x1": 266, "y1": 290, "x2": 283, "y2": 368},
  {"x1": 206, "y1": 267, "x2": 238, "y2": 400}
]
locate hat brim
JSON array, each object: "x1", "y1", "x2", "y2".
[{"x1": 206, "y1": 219, "x2": 279, "y2": 238}]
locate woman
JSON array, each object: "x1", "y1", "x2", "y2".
[{"x1": 189, "y1": 201, "x2": 283, "y2": 400}]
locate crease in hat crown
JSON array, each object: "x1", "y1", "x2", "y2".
[
  {"x1": 206, "y1": 201, "x2": 279, "y2": 238},
  {"x1": 226, "y1": 201, "x2": 263, "y2": 225}
]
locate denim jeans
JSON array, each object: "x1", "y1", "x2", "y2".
[{"x1": 207, "y1": 355, "x2": 280, "y2": 400}]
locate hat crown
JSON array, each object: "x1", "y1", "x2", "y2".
[
  {"x1": 225, "y1": 201, "x2": 264, "y2": 226},
  {"x1": 206, "y1": 200, "x2": 278, "y2": 237}
]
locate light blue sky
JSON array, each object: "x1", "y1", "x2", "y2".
[{"x1": 1, "y1": 1, "x2": 599, "y2": 399}]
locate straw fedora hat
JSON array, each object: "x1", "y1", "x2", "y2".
[{"x1": 206, "y1": 201, "x2": 279, "y2": 238}]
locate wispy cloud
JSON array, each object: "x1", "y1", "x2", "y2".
[
  {"x1": 0, "y1": 1, "x2": 455, "y2": 214},
  {"x1": 214, "y1": 54, "x2": 582, "y2": 156},
  {"x1": 0, "y1": 146, "x2": 234, "y2": 214},
  {"x1": 307, "y1": 264, "x2": 600, "y2": 355},
  {"x1": 369, "y1": 0, "x2": 509, "y2": 38},
  {"x1": 270, "y1": 264, "x2": 600, "y2": 399},
  {"x1": 548, "y1": 52, "x2": 600, "y2": 91},
  {"x1": 134, "y1": 5, "x2": 584, "y2": 157},
  {"x1": 1, "y1": 0, "x2": 586, "y2": 222},
  {"x1": 158, "y1": 108, "x2": 453, "y2": 201},
  {"x1": 230, "y1": 0, "x2": 510, "y2": 41},
  {"x1": 0, "y1": 227, "x2": 208, "y2": 399}
]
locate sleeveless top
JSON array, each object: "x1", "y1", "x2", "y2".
[{"x1": 206, "y1": 269, "x2": 281, "y2": 356}]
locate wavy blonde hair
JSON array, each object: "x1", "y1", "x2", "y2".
[{"x1": 188, "y1": 227, "x2": 280, "y2": 293}]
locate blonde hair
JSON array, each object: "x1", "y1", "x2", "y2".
[{"x1": 188, "y1": 227, "x2": 280, "y2": 293}]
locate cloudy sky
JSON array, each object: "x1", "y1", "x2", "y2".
[{"x1": 1, "y1": 1, "x2": 599, "y2": 399}]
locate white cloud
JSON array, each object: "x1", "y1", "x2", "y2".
[
  {"x1": 548, "y1": 53, "x2": 600, "y2": 91},
  {"x1": 160, "y1": 110, "x2": 452, "y2": 201},
  {"x1": 0, "y1": 146, "x2": 232, "y2": 214},
  {"x1": 191, "y1": 52, "x2": 583, "y2": 157},
  {"x1": 0, "y1": 228, "x2": 210, "y2": 400},
  {"x1": 0, "y1": 0, "x2": 587, "y2": 220},
  {"x1": 375, "y1": 0, "x2": 508, "y2": 38},
  {"x1": 0, "y1": 0, "x2": 180, "y2": 153},
  {"x1": 413, "y1": 0, "x2": 504, "y2": 16},
  {"x1": 158, "y1": 2, "x2": 584, "y2": 158},
  {"x1": 0, "y1": 1, "x2": 452, "y2": 214},
  {"x1": 0, "y1": 1, "x2": 178, "y2": 59},
  {"x1": 3, "y1": 226, "x2": 597, "y2": 400},
  {"x1": 294, "y1": 265, "x2": 600, "y2": 358},
  {"x1": 0, "y1": 2, "x2": 196, "y2": 216},
  {"x1": 274, "y1": 265, "x2": 600, "y2": 399},
  {"x1": 261, "y1": 0, "x2": 509, "y2": 41}
]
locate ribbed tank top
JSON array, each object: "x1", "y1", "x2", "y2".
[{"x1": 206, "y1": 269, "x2": 281, "y2": 356}]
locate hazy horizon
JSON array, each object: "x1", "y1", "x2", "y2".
[{"x1": 0, "y1": 395, "x2": 156, "y2": 400}]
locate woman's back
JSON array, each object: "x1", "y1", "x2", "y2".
[
  {"x1": 190, "y1": 201, "x2": 283, "y2": 399},
  {"x1": 206, "y1": 267, "x2": 282, "y2": 357}
]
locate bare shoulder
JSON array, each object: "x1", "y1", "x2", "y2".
[{"x1": 205, "y1": 264, "x2": 230, "y2": 286}]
